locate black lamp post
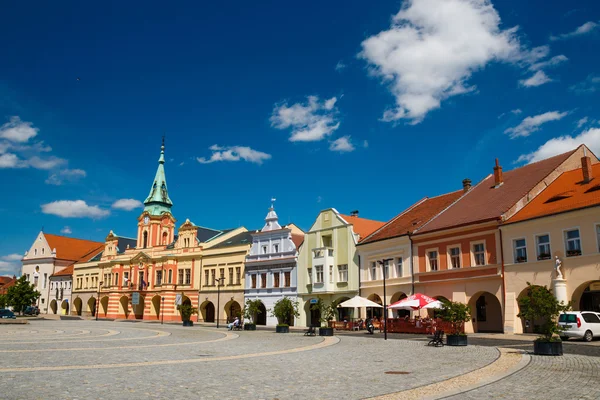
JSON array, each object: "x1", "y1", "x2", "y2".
[
  {"x1": 215, "y1": 277, "x2": 224, "y2": 328},
  {"x1": 378, "y1": 258, "x2": 393, "y2": 340},
  {"x1": 95, "y1": 281, "x2": 103, "y2": 321}
]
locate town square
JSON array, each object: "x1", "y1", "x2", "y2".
[{"x1": 1, "y1": 0, "x2": 600, "y2": 399}]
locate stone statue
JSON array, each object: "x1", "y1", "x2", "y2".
[{"x1": 555, "y1": 256, "x2": 563, "y2": 279}]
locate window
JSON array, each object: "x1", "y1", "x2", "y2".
[
  {"x1": 329, "y1": 265, "x2": 333, "y2": 282},
  {"x1": 449, "y1": 247, "x2": 461, "y2": 269},
  {"x1": 396, "y1": 258, "x2": 403, "y2": 277},
  {"x1": 514, "y1": 239, "x2": 527, "y2": 263},
  {"x1": 156, "y1": 270, "x2": 162, "y2": 286},
  {"x1": 261, "y1": 273, "x2": 267, "y2": 288},
  {"x1": 428, "y1": 250, "x2": 438, "y2": 271},
  {"x1": 43, "y1": 273, "x2": 47, "y2": 289},
  {"x1": 236, "y1": 267, "x2": 241, "y2": 284},
  {"x1": 168, "y1": 269, "x2": 173, "y2": 284},
  {"x1": 284, "y1": 271, "x2": 291, "y2": 287},
  {"x1": 211, "y1": 269, "x2": 215, "y2": 286},
  {"x1": 565, "y1": 229, "x2": 581, "y2": 257},
  {"x1": 315, "y1": 265, "x2": 324, "y2": 283},
  {"x1": 383, "y1": 260, "x2": 390, "y2": 279},
  {"x1": 115, "y1": 273, "x2": 119, "y2": 287},
  {"x1": 308, "y1": 268, "x2": 313, "y2": 284},
  {"x1": 322, "y1": 235, "x2": 332, "y2": 247},
  {"x1": 229, "y1": 268, "x2": 233, "y2": 284},
  {"x1": 33, "y1": 275, "x2": 39, "y2": 286},
  {"x1": 178, "y1": 269, "x2": 184, "y2": 285},
  {"x1": 220, "y1": 268, "x2": 225, "y2": 281},
  {"x1": 273, "y1": 244, "x2": 279, "y2": 253},
  {"x1": 123, "y1": 271, "x2": 129, "y2": 286},
  {"x1": 185, "y1": 269, "x2": 191, "y2": 285},
  {"x1": 338, "y1": 265, "x2": 348, "y2": 282},
  {"x1": 42, "y1": 248, "x2": 45, "y2": 255},
  {"x1": 143, "y1": 231, "x2": 148, "y2": 248},
  {"x1": 34, "y1": 249, "x2": 37, "y2": 256},
  {"x1": 273, "y1": 272, "x2": 280, "y2": 288},
  {"x1": 251, "y1": 274, "x2": 257, "y2": 288},
  {"x1": 370, "y1": 262, "x2": 377, "y2": 280},
  {"x1": 582, "y1": 312, "x2": 600, "y2": 323},
  {"x1": 204, "y1": 270, "x2": 209, "y2": 286},
  {"x1": 536, "y1": 235, "x2": 551, "y2": 260},
  {"x1": 262, "y1": 246, "x2": 268, "y2": 254},
  {"x1": 473, "y1": 243, "x2": 486, "y2": 266},
  {"x1": 162, "y1": 232, "x2": 168, "y2": 245}
]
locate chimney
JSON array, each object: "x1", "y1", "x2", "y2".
[
  {"x1": 494, "y1": 158, "x2": 503, "y2": 187},
  {"x1": 350, "y1": 210, "x2": 359, "y2": 217},
  {"x1": 581, "y1": 148, "x2": 593, "y2": 183},
  {"x1": 462, "y1": 178, "x2": 472, "y2": 193}
]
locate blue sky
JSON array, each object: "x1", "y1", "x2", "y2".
[{"x1": 1, "y1": 0, "x2": 599, "y2": 275}]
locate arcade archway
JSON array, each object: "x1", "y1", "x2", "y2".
[
  {"x1": 469, "y1": 292, "x2": 502, "y2": 333},
  {"x1": 151, "y1": 295, "x2": 161, "y2": 319},
  {"x1": 87, "y1": 297, "x2": 97, "y2": 317},
  {"x1": 256, "y1": 301, "x2": 267, "y2": 325},
  {"x1": 224, "y1": 300, "x2": 241, "y2": 323},
  {"x1": 100, "y1": 296, "x2": 109, "y2": 317},
  {"x1": 367, "y1": 294, "x2": 383, "y2": 319},
  {"x1": 73, "y1": 297, "x2": 83, "y2": 316},
  {"x1": 201, "y1": 301, "x2": 215, "y2": 322}
]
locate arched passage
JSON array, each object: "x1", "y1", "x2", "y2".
[
  {"x1": 427, "y1": 295, "x2": 449, "y2": 319},
  {"x1": 367, "y1": 293, "x2": 383, "y2": 319},
  {"x1": 201, "y1": 301, "x2": 215, "y2": 322},
  {"x1": 469, "y1": 292, "x2": 502, "y2": 333},
  {"x1": 333, "y1": 297, "x2": 352, "y2": 321},
  {"x1": 517, "y1": 286, "x2": 548, "y2": 334},
  {"x1": 256, "y1": 301, "x2": 267, "y2": 325},
  {"x1": 50, "y1": 299, "x2": 57, "y2": 314},
  {"x1": 100, "y1": 296, "x2": 109, "y2": 317},
  {"x1": 224, "y1": 300, "x2": 241, "y2": 323},
  {"x1": 73, "y1": 297, "x2": 83, "y2": 316},
  {"x1": 119, "y1": 296, "x2": 129, "y2": 318},
  {"x1": 61, "y1": 300, "x2": 69, "y2": 315},
  {"x1": 572, "y1": 280, "x2": 600, "y2": 312},
  {"x1": 151, "y1": 295, "x2": 161, "y2": 319},
  {"x1": 390, "y1": 292, "x2": 409, "y2": 318},
  {"x1": 88, "y1": 297, "x2": 97, "y2": 317},
  {"x1": 305, "y1": 299, "x2": 320, "y2": 327},
  {"x1": 133, "y1": 295, "x2": 145, "y2": 319}
]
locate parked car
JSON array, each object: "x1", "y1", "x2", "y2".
[
  {"x1": 0, "y1": 309, "x2": 16, "y2": 319},
  {"x1": 558, "y1": 311, "x2": 600, "y2": 342},
  {"x1": 23, "y1": 306, "x2": 40, "y2": 316}
]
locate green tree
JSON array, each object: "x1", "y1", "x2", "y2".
[
  {"x1": 517, "y1": 283, "x2": 570, "y2": 342},
  {"x1": 177, "y1": 303, "x2": 198, "y2": 322},
  {"x1": 270, "y1": 297, "x2": 300, "y2": 326},
  {"x1": 243, "y1": 299, "x2": 263, "y2": 324},
  {"x1": 438, "y1": 299, "x2": 471, "y2": 335},
  {"x1": 310, "y1": 299, "x2": 336, "y2": 327},
  {"x1": 6, "y1": 276, "x2": 41, "y2": 314},
  {"x1": 0, "y1": 294, "x2": 7, "y2": 309}
]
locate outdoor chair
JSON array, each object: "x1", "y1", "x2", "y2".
[
  {"x1": 232, "y1": 321, "x2": 243, "y2": 331},
  {"x1": 304, "y1": 326, "x2": 316, "y2": 336},
  {"x1": 427, "y1": 330, "x2": 444, "y2": 347}
]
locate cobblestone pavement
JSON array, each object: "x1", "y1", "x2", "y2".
[{"x1": 1, "y1": 320, "x2": 599, "y2": 399}]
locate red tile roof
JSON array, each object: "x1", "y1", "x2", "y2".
[
  {"x1": 291, "y1": 233, "x2": 305, "y2": 250},
  {"x1": 44, "y1": 234, "x2": 104, "y2": 262},
  {"x1": 507, "y1": 163, "x2": 600, "y2": 223},
  {"x1": 51, "y1": 264, "x2": 74, "y2": 277},
  {"x1": 0, "y1": 277, "x2": 17, "y2": 295},
  {"x1": 360, "y1": 190, "x2": 464, "y2": 245},
  {"x1": 0, "y1": 276, "x2": 14, "y2": 286},
  {"x1": 340, "y1": 214, "x2": 386, "y2": 240},
  {"x1": 417, "y1": 150, "x2": 577, "y2": 234}
]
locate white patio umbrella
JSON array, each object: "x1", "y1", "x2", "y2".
[{"x1": 337, "y1": 295, "x2": 383, "y2": 308}]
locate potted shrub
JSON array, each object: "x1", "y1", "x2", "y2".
[
  {"x1": 271, "y1": 297, "x2": 300, "y2": 333},
  {"x1": 310, "y1": 299, "x2": 335, "y2": 336},
  {"x1": 517, "y1": 283, "x2": 570, "y2": 356},
  {"x1": 243, "y1": 299, "x2": 262, "y2": 331},
  {"x1": 438, "y1": 300, "x2": 470, "y2": 346},
  {"x1": 177, "y1": 303, "x2": 198, "y2": 327}
]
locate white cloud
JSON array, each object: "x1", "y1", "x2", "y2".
[
  {"x1": 511, "y1": 109, "x2": 523, "y2": 115},
  {"x1": 519, "y1": 70, "x2": 552, "y2": 87},
  {"x1": 0, "y1": 116, "x2": 38, "y2": 143},
  {"x1": 1, "y1": 254, "x2": 23, "y2": 262},
  {"x1": 0, "y1": 153, "x2": 23, "y2": 169},
  {"x1": 570, "y1": 75, "x2": 600, "y2": 94},
  {"x1": 529, "y1": 55, "x2": 568, "y2": 71},
  {"x1": 112, "y1": 198, "x2": 143, "y2": 211},
  {"x1": 45, "y1": 168, "x2": 86, "y2": 185},
  {"x1": 270, "y1": 96, "x2": 340, "y2": 142},
  {"x1": 329, "y1": 136, "x2": 355, "y2": 153},
  {"x1": 335, "y1": 61, "x2": 346, "y2": 71},
  {"x1": 576, "y1": 117, "x2": 589, "y2": 129},
  {"x1": 505, "y1": 111, "x2": 568, "y2": 138},
  {"x1": 358, "y1": 0, "x2": 529, "y2": 124},
  {"x1": 60, "y1": 226, "x2": 72, "y2": 234},
  {"x1": 41, "y1": 200, "x2": 110, "y2": 218},
  {"x1": 550, "y1": 21, "x2": 599, "y2": 41},
  {"x1": 516, "y1": 127, "x2": 600, "y2": 164},
  {"x1": 0, "y1": 260, "x2": 20, "y2": 276},
  {"x1": 197, "y1": 145, "x2": 272, "y2": 164}
]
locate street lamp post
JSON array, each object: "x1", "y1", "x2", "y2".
[
  {"x1": 161, "y1": 296, "x2": 165, "y2": 324},
  {"x1": 215, "y1": 277, "x2": 224, "y2": 329},
  {"x1": 378, "y1": 258, "x2": 393, "y2": 341},
  {"x1": 95, "y1": 281, "x2": 103, "y2": 321}
]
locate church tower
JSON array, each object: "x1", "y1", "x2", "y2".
[{"x1": 137, "y1": 138, "x2": 176, "y2": 249}]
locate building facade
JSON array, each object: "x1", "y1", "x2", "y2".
[
  {"x1": 297, "y1": 209, "x2": 384, "y2": 327},
  {"x1": 244, "y1": 202, "x2": 304, "y2": 326}
]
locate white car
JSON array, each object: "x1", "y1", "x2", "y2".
[{"x1": 558, "y1": 311, "x2": 600, "y2": 342}]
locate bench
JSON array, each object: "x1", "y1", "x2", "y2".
[
  {"x1": 427, "y1": 330, "x2": 444, "y2": 347},
  {"x1": 304, "y1": 326, "x2": 317, "y2": 336},
  {"x1": 232, "y1": 322, "x2": 243, "y2": 331}
]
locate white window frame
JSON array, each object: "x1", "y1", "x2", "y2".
[
  {"x1": 262, "y1": 245, "x2": 268, "y2": 254},
  {"x1": 395, "y1": 257, "x2": 403, "y2": 278},
  {"x1": 534, "y1": 233, "x2": 552, "y2": 261},
  {"x1": 563, "y1": 227, "x2": 582, "y2": 257},
  {"x1": 370, "y1": 261, "x2": 377, "y2": 281},
  {"x1": 338, "y1": 264, "x2": 348, "y2": 283},
  {"x1": 447, "y1": 244, "x2": 461, "y2": 269},
  {"x1": 315, "y1": 265, "x2": 324, "y2": 284},
  {"x1": 471, "y1": 240, "x2": 486, "y2": 266},
  {"x1": 329, "y1": 265, "x2": 334, "y2": 283},
  {"x1": 273, "y1": 243, "x2": 279, "y2": 253},
  {"x1": 513, "y1": 238, "x2": 527, "y2": 263},
  {"x1": 426, "y1": 248, "x2": 439, "y2": 272}
]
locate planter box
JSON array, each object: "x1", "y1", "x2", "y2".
[
  {"x1": 276, "y1": 325, "x2": 289, "y2": 333},
  {"x1": 319, "y1": 327, "x2": 334, "y2": 336},
  {"x1": 182, "y1": 320, "x2": 194, "y2": 327},
  {"x1": 446, "y1": 334, "x2": 468, "y2": 346},
  {"x1": 534, "y1": 341, "x2": 563, "y2": 356},
  {"x1": 244, "y1": 324, "x2": 256, "y2": 331}
]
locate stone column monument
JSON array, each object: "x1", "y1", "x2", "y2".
[{"x1": 553, "y1": 256, "x2": 568, "y2": 305}]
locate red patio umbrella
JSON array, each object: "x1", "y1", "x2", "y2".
[{"x1": 387, "y1": 293, "x2": 442, "y2": 310}]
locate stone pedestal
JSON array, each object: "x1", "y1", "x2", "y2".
[{"x1": 553, "y1": 278, "x2": 568, "y2": 305}]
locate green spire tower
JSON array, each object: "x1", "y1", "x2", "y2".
[{"x1": 143, "y1": 137, "x2": 173, "y2": 216}]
